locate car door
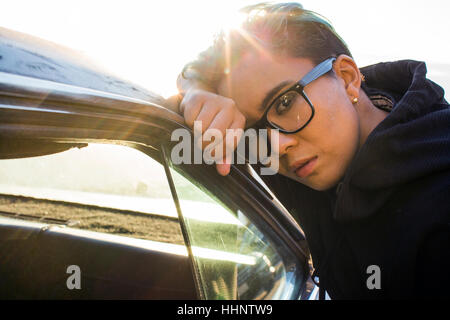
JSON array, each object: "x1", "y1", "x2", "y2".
[
  {"x1": 0, "y1": 91, "x2": 312, "y2": 299},
  {"x1": 0, "y1": 28, "x2": 314, "y2": 299}
]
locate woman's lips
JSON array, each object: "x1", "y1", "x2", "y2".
[{"x1": 293, "y1": 156, "x2": 318, "y2": 179}]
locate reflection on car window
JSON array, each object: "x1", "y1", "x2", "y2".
[
  {"x1": 0, "y1": 143, "x2": 184, "y2": 244},
  {"x1": 169, "y1": 166, "x2": 300, "y2": 300}
]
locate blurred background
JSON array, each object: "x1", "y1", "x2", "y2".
[{"x1": 1, "y1": 0, "x2": 449, "y2": 99}]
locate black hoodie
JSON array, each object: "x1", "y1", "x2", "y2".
[{"x1": 260, "y1": 60, "x2": 450, "y2": 299}]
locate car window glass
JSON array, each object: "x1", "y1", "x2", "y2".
[
  {"x1": 0, "y1": 143, "x2": 183, "y2": 244},
  {"x1": 168, "y1": 164, "x2": 301, "y2": 300}
]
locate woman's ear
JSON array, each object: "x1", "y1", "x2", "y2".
[{"x1": 333, "y1": 55, "x2": 361, "y2": 103}]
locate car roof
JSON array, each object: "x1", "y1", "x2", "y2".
[{"x1": 0, "y1": 27, "x2": 183, "y2": 124}]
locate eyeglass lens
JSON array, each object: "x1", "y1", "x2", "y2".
[{"x1": 267, "y1": 90, "x2": 312, "y2": 132}]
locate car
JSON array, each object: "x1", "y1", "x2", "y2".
[{"x1": 0, "y1": 27, "x2": 317, "y2": 300}]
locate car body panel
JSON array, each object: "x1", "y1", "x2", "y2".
[{"x1": 0, "y1": 216, "x2": 196, "y2": 299}]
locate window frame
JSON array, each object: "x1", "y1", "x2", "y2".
[
  {"x1": 161, "y1": 141, "x2": 310, "y2": 300},
  {"x1": 0, "y1": 86, "x2": 311, "y2": 300}
]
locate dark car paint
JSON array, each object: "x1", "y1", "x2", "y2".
[{"x1": 0, "y1": 218, "x2": 197, "y2": 299}]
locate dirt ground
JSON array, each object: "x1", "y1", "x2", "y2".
[{"x1": 0, "y1": 194, "x2": 185, "y2": 245}]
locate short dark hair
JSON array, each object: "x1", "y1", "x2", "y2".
[{"x1": 182, "y1": 2, "x2": 353, "y2": 89}]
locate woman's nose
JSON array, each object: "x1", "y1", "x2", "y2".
[{"x1": 268, "y1": 129, "x2": 297, "y2": 156}]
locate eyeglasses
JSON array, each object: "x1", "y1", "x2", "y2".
[{"x1": 252, "y1": 57, "x2": 336, "y2": 134}]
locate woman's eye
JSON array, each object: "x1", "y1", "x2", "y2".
[{"x1": 275, "y1": 94, "x2": 293, "y2": 114}]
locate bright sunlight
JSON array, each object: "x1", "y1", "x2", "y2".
[{"x1": 1, "y1": 0, "x2": 448, "y2": 98}]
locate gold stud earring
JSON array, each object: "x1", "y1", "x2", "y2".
[{"x1": 352, "y1": 97, "x2": 358, "y2": 104}]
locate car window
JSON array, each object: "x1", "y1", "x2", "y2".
[
  {"x1": 0, "y1": 143, "x2": 184, "y2": 245},
  {"x1": 166, "y1": 154, "x2": 305, "y2": 300}
]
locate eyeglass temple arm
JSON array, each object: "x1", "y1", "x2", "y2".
[{"x1": 298, "y1": 57, "x2": 336, "y2": 88}]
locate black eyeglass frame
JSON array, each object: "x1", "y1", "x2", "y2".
[{"x1": 252, "y1": 57, "x2": 336, "y2": 134}]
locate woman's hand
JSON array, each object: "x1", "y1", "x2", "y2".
[{"x1": 179, "y1": 88, "x2": 246, "y2": 176}]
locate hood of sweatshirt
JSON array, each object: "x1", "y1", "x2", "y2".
[{"x1": 334, "y1": 60, "x2": 449, "y2": 221}]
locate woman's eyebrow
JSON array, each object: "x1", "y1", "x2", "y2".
[{"x1": 259, "y1": 81, "x2": 292, "y2": 111}]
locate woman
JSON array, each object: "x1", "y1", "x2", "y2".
[{"x1": 176, "y1": 2, "x2": 450, "y2": 299}]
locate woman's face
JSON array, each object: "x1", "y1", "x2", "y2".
[{"x1": 217, "y1": 50, "x2": 361, "y2": 191}]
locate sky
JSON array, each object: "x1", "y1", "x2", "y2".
[{"x1": 1, "y1": 0, "x2": 449, "y2": 98}]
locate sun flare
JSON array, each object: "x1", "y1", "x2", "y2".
[{"x1": 0, "y1": 0, "x2": 448, "y2": 99}]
